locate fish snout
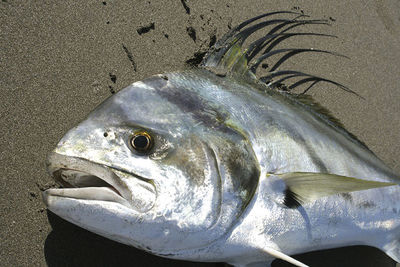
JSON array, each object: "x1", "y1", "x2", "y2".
[{"x1": 44, "y1": 152, "x2": 156, "y2": 212}]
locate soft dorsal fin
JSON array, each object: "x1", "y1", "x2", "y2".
[
  {"x1": 292, "y1": 93, "x2": 346, "y2": 128},
  {"x1": 289, "y1": 93, "x2": 374, "y2": 152},
  {"x1": 266, "y1": 172, "x2": 397, "y2": 208}
]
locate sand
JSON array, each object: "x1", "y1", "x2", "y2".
[{"x1": 1, "y1": 0, "x2": 400, "y2": 266}]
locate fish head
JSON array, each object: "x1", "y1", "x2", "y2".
[{"x1": 43, "y1": 73, "x2": 260, "y2": 254}]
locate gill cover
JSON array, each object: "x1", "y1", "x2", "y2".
[{"x1": 158, "y1": 128, "x2": 261, "y2": 250}]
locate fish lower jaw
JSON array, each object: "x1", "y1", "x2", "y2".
[{"x1": 42, "y1": 187, "x2": 132, "y2": 208}]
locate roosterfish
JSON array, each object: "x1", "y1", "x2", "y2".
[{"x1": 42, "y1": 11, "x2": 400, "y2": 267}]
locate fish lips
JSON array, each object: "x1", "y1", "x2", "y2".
[{"x1": 43, "y1": 152, "x2": 156, "y2": 213}]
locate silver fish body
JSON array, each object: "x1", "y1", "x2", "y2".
[{"x1": 43, "y1": 11, "x2": 400, "y2": 267}]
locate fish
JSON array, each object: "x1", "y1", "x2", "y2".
[{"x1": 42, "y1": 11, "x2": 400, "y2": 267}]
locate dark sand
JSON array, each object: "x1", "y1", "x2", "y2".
[{"x1": 1, "y1": 1, "x2": 400, "y2": 266}]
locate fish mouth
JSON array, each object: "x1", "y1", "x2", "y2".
[{"x1": 43, "y1": 152, "x2": 155, "y2": 212}]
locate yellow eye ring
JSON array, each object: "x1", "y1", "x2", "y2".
[{"x1": 130, "y1": 131, "x2": 153, "y2": 153}]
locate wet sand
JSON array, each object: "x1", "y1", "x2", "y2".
[{"x1": 1, "y1": 1, "x2": 400, "y2": 266}]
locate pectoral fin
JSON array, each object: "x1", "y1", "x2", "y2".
[{"x1": 267, "y1": 172, "x2": 397, "y2": 208}]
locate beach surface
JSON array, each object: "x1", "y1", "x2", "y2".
[{"x1": 1, "y1": 0, "x2": 400, "y2": 266}]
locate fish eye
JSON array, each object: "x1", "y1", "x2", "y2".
[{"x1": 131, "y1": 131, "x2": 153, "y2": 153}]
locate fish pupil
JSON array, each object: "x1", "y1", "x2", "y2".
[{"x1": 133, "y1": 135, "x2": 149, "y2": 150}]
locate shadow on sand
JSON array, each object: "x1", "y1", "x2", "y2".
[
  {"x1": 44, "y1": 211, "x2": 221, "y2": 267},
  {"x1": 44, "y1": 211, "x2": 396, "y2": 267}
]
